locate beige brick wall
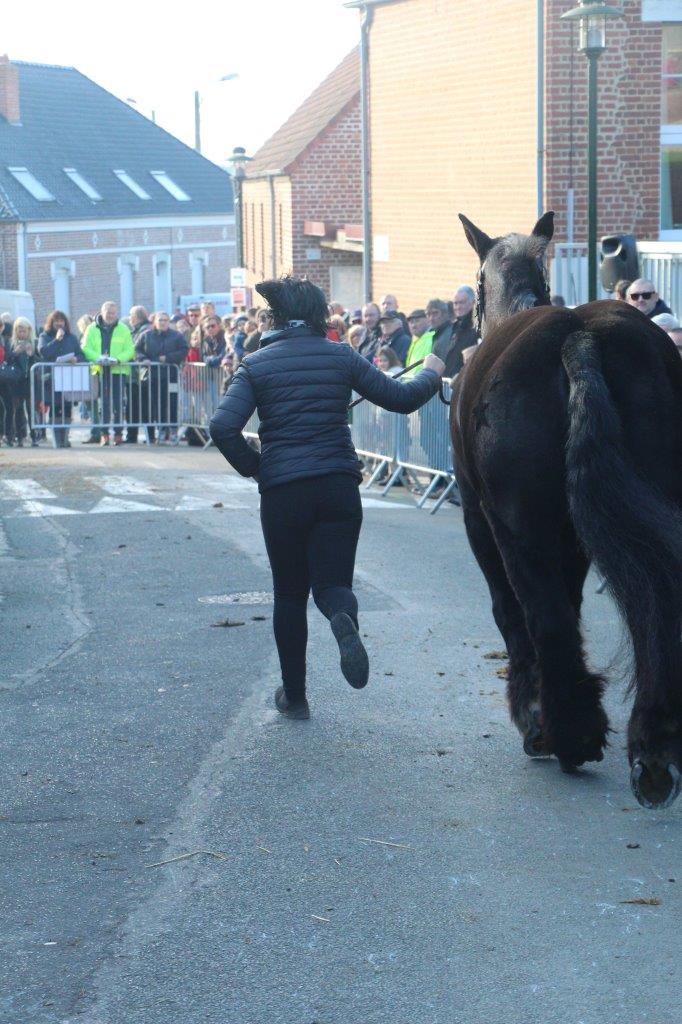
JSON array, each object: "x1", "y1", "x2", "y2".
[
  {"x1": 369, "y1": 0, "x2": 538, "y2": 311},
  {"x1": 242, "y1": 98, "x2": 362, "y2": 302}
]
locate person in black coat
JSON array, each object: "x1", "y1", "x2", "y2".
[
  {"x1": 136, "y1": 311, "x2": 188, "y2": 442},
  {"x1": 126, "y1": 306, "x2": 153, "y2": 444},
  {"x1": 209, "y1": 276, "x2": 445, "y2": 720},
  {"x1": 38, "y1": 310, "x2": 83, "y2": 447}
]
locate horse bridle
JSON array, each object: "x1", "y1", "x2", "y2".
[{"x1": 474, "y1": 257, "x2": 551, "y2": 338}]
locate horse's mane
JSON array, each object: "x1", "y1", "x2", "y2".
[{"x1": 493, "y1": 232, "x2": 547, "y2": 263}]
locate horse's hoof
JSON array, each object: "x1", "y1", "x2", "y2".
[
  {"x1": 630, "y1": 760, "x2": 682, "y2": 810},
  {"x1": 522, "y1": 715, "x2": 550, "y2": 758}
]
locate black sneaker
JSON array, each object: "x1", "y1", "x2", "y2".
[
  {"x1": 330, "y1": 612, "x2": 369, "y2": 689},
  {"x1": 274, "y1": 686, "x2": 310, "y2": 720}
]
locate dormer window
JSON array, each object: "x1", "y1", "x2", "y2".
[
  {"x1": 113, "y1": 169, "x2": 150, "y2": 199},
  {"x1": 63, "y1": 168, "x2": 102, "y2": 201},
  {"x1": 8, "y1": 166, "x2": 54, "y2": 201},
  {"x1": 150, "y1": 171, "x2": 191, "y2": 201}
]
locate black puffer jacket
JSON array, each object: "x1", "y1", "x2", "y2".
[{"x1": 209, "y1": 326, "x2": 439, "y2": 492}]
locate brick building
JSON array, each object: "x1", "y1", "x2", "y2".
[
  {"x1": 241, "y1": 48, "x2": 363, "y2": 310},
  {"x1": 349, "y1": 0, "x2": 682, "y2": 311},
  {"x1": 0, "y1": 57, "x2": 235, "y2": 326}
]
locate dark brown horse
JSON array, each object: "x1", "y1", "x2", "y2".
[{"x1": 451, "y1": 212, "x2": 682, "y2": 809}]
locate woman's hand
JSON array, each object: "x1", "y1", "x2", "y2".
[{"x1": 423, "y1": 353, "x2": 445, "y2": 376}]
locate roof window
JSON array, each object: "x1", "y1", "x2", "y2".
[
  {"x1": 150, "y1": 171, "x2": 191, "y2": 201},
  {"x1": 8, "y1": 166, "x2": 54, "y2": 201},
  {"x1": 63, "y1": 168, "x2": 102, "y2": 201},
  {"x1": 113, "y1": 169, "x2": 150, "y2": 200}
]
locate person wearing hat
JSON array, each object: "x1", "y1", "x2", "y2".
[
  {"x1": 402, "y1": 310, "x2": 434, "y2": 378},
  {"x1": 378, "y1": 310, "x2": 411, "y2": 366},
  {"x1": 209, "y1": 275, "x2": 445, "y2": 720}
]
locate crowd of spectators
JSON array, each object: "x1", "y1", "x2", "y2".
[{"x1": 0, "y1": 275, "x2": 679, "y2": 449}]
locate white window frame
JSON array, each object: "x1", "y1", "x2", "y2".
[
  {"x1": 113, "y1": 170, "x2": 151, "y2": 200},
  {"x1": 8, "y1": 166, "x2": 54, "y2": 201},
  {"x1": 660, "y1": 24, "x2": 682, "y2": 238},
  {"x1": 117, "y1": 255, "x2": 139, "y2": 314},
  {"x1": 189, "y1": 250, "x2": 208, "y2": 294},
  {"x1": 50, "y1": 258, "x2": 75, "y2": 317},
  {"x1": 63, "y1": 168, "x2": 102, "y2": 201},
  {"x1": 150, "y1": 171, "x2": 191, "y2": 201},
  {"x1": 153, "y1": 252, "x2": 173, "y2": 313}
]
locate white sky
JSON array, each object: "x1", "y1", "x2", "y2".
[{"x1": 6, "y1": 0, "x2": 360, "y2": 166}]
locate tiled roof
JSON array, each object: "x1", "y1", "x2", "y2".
[
  {"x1": 0, "y1": 62, "x2": 233, "y2": 222},
  {"x1": 247, "y1": 48, "x2": 360, "y2": 177}
]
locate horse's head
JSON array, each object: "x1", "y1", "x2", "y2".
[{"x1": 458, "y1": 212, "x2": 554, "y2": 337}]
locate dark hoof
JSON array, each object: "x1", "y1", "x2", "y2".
[
  {"x1": 523, "y1": 725, "x2": 550, "y2": 758},
  {"x1": 630, "y1": 760, "x2": 681, "y2": 810},
  {"x1": 522, "y1": 710, "x2": 551, "y2": 758}
]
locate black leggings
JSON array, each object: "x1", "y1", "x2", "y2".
[{"x1": 260, "y1": 473, "x2": 363, "y2": 698}]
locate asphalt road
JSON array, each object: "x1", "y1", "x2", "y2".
[{"x1": 1, "y1": 443, "x2": 679, "y2": 1024}]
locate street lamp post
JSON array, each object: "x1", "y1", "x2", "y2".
[
  {"x1": 561, "y1": 3, "x2": 623, "y2": 302},
  {"x1": 227, "y1": 147, "x2": 252, "y2": 269},
  {"x1": 194, "y1": 74, "x2": 239, "y2": 154}
]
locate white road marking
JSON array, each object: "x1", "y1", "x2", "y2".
[
  {"x1": 90, "y1": 497, "x2": 161, "y2": 514},
  {"x1": 361, "y1": 497, "x2": 412, "y2": 509},
  {"x1": 174, "y1": 496, "x2": 249, "y2": 511},
  {"x1": 187, "y1": 473, "x2": 257, "y2": 493},
  {"x1": 198, "y1": 591, "x2": 274, "y2": 605},
  {"x1": 85, "y1": 475, "x2": 156, "y2": 496},
  {"x1": 17, "y1": 500, "x2": 80, "y2": 518},
  {"x1": 1, "y1": 479, "x2": 57, "y2": 500}
]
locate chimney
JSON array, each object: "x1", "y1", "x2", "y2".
[{"x1": 0, "y1": 55, "x2": 20, "y2": 124}]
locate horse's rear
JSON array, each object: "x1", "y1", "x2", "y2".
[{"x1": 451, "y1": 298, "x2": 682, "y2": 808}]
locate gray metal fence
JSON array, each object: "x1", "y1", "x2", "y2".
[{"x1": 28, "y1": 361, "x2": 459, "y2": 513}]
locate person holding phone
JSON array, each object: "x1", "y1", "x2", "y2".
[{"x1": 38, "y1": 310, "x2": 83, "y2": 447}]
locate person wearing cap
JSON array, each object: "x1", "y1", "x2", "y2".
[
  {"x1": 403, "y1": 310, "x2": 433, "y2": 379},
  {"x1": 380, "y1": 294, "x2": 410, "y2": 334},
  {"x1": 652, "y1": 312, "x2": 682, "y2": 355},
  {"x1": 378, "y1": 310, "x2": 411, "y2": 366},
  {"x1": 209, "y1": 275, "x2": 445, "y2": 721},
  {"x1": 350, "y1": 309, "x2": 363, "y2": 325}
]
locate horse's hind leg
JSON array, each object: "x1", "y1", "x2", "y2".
[
  {"x1": 485, "y1": 506, "x2": 609, "y2": 770},
  {"x1": 459, "y1": 483, "x2": 546, "y2": 754}
]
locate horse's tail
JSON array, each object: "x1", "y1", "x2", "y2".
[{"x1": 561, "y1": 330, "x2": 682, "y2": 698}]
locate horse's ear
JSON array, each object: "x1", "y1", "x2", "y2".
[
  {"x1": 459, "y1": 213, "x2": 494, "y2": 261},
  {"x1": 531, "y1": 211, "x2": 554, "y2": 243}
]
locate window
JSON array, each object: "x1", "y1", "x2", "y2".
[
  {"x1": 113, "y1": 169, "x2": 150, "y2": 200},
  {"x1": 8, "y1": 167, "x2": 54, "y2": 201},
  {"x1": 63, "y1": 168, "x2": 102, "y2": 201},
  {"x1": 661, "y1": 25, "x2": 682, "y2": 233},
  {"x1": 150, "y1": 171, "x2": 191, "y2": 201}
]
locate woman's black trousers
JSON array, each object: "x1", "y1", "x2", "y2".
[{"x1": 259, "y1": 473, "x2": 363, "y2": 699}]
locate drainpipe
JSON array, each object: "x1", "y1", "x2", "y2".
[
  {"x1": 264, "y1": 171, "x2": 282, "y2": 278},
  {"x1": 536, "y1": 0, "x2": 545, "y2": 219},
  {"x1": 359, "y1": 4, "x2": 373, "y2": 302}
]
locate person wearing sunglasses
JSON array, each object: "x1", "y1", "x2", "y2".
[{"x1": 626, "y1": 279, "x2": 672, "y2": 319}]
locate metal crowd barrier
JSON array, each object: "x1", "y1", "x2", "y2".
[
  {"x1": 180, "y1": 363, "x2": 225, "y2": 447},
  {"x1": 28, "y1": 360, "x2": 459, "y2": 514},
  {"x1": 30, "y1": 361, "x2": 184, "y2": 445}
]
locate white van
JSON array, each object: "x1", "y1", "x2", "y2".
[{"x1": 0, "y1": 290, "x2": 36, "y2": 326}]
